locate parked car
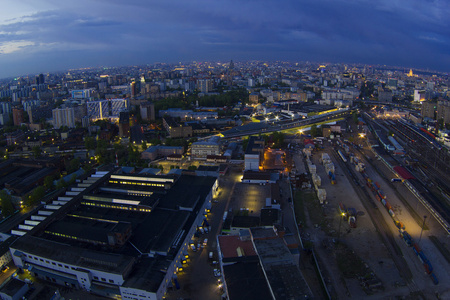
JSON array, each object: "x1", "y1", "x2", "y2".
[{"x1": 214, "y1": 269, "x2": 221, "y2": 277}]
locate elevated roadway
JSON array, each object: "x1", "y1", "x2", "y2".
[{"x1": 221, "y1": 108, "x2": 352, "y2": 139}]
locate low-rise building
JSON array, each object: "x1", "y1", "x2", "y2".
[
  {"x1": 191, "y1": 136, "x2": 220, "y2": 159},
  {"x1": 10, "y1": 171, "x2": 218, "y2": 300}
]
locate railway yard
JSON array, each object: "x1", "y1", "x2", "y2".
[{"x1": 289, "y1": 113, "x2": 450, "y2": 299}]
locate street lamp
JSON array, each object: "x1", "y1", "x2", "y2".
[
  {"x1": 419, "y1": 215, "x2": 427, "y2": 243},
  {"x1": 338, "y1": 212, "x2": 345, "y2": 241}
]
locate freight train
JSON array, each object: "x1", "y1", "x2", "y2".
[{"x1": 339, "y1": 141, "x2": 439, "y2": 285}]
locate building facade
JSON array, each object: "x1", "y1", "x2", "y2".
[{"x1": 52, "y1": 107, "x2": 76, "y2": 129}]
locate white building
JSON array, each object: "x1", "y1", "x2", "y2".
[
  {"x1": 191, "y1": 136, "x2": 221, "y2": 159},
  {"x1": 52, "y1": 107, "x2": 75, "y2": 129}
]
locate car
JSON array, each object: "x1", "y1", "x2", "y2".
[
  {"x1": 191, "y1": 244, "x2": 197, "y2": 252},
  {"x1": 204, "y1": 227, "x2": 209, "y2": 234},
  {"x1": 199, "y1": 228, "x2": 205, "y2": 234},
  {"x1": 214, "y1": 269, "x2": 221, "y2": 277},
  {"x1": 212, "y1": 260, "x2": 218, "y2": 265},
  {"x1": 197, "y1": 243, "x2": 202, "y2": 250},
  {"x1": 1, "y1": 266, "x2": 9, "y2": 273},
  {"x1": 209, "y1": 251, "x2": 213, "y2": 259},
  {"x1": 203, "y1": 238, "x2": 208, "y2": 246}
]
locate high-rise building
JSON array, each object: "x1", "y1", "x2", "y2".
[
  {"x1": 35, "y1": 73, "x2": 45, "y2": 85},
  {"x1": 197, "y1": 79, "x2": 212, "y2": 93},
  {"x1": 437, "y1": 100, "x2": 450, "y2": 124},
  {"x1": 421, "y1": 101, "x2": 436, "y2": 119},
  {"x1": 52, "y1": 107, "x2": 75, "y2": 129},
  {"x1": 0, "y1": 102, "x2": 11, "y2": 115},
  {"x1": 12, "y1": 108, "x2": 24, "y2": 126},
  {"x1": 118, "y1": 112, "x2": 130, "y2": 137},
  {"x1": 140, "y1": 102, "x2": 155, "y2": 121},
  {"x1": 130, "y1": 82, "x2": 136, "y2": 98},
  {"x1": 27, "y1": 105, "x2": 52, "y2": 124},
  {"x1": 414, "y1": 90, "x2": 426, "y2": 102}
]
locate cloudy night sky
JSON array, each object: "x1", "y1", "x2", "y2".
[{"x1": 0, "y1": 0, "x2": 449, "y2": 78}]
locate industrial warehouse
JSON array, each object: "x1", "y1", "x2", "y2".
[{"x1": 9, "y1": 171, "x2": 218, "y2": 300}]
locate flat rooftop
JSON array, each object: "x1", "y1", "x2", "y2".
[
  {"x1": 11, "y1": 235, "x2": 135, "y2": 275},
  {"x1": 218, "y1": 235, "x2": 257, "y2": 260},
  {"x1": 223, "y1": 262, "x2": 271, "y2": 300}
]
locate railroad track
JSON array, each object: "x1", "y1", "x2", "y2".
[{"x1": 332, "y1": 150, "x2": 414, "y2": 283}]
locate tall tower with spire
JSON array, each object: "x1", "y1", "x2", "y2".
[{"x1": 227, "y1": 60, "x2": 234, "y2": 86}]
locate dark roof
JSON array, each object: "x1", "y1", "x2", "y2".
[
  {"x1": 231, "y1": 216, "x2": 260, "y2": 228},
  {"x1": 130, "y1": 208, "x2": 190, "y2": 254},
  {"x1": 197, "y1": 165, "x2": 220, "y2": 172},
  {"x1": 242, "y1": 171, "x2": 271, "y2": 181},
  {"x1": 223, "y1": 262, "x2": 271, "y2": 300},
  {"x1": 245, "y1": 136, "x2": 264, "y2": 155},
  {"x1": 260, "y1": 208, "x2": 280, "y2": 226},
  {"x1": 0, "y1": 278, "x2": 28, "y2": 297},
  {"x1": 158, "y1": 175, "x2": 216, "y2": 210},
  {"x1": 11, "y1": 235, "x2": 136, "y2": 274},
  {"x1": 0, "y1": 236, "x2": 17, "y2": 256}
]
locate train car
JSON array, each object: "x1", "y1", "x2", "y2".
[
  {"x1": 337, "y1": 149, "x2": 347, "y2": 162},
  {"x1": 430, "y1": 273, "x2": 439, "y2": 285}
]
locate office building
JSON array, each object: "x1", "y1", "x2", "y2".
[
  {"x1": 71, "y1": 89, "x2": 93, "y2": 99},
  {"x1": 414, "y1": 89, "x2": 426, "y2": 102},
  {"x1": 244, "y1": 136, "x2": 265, "y2": 171},
  {"x1": 163, "y1": 116, "x2": 192, "y2": 138},
  {"x1": 191, "y1": 136, "x2": 221, "y2": 159},
  {"x1": 52, "y1": 107, "x2": 76, "y2": 129},
  {"x1": 10, "y1": 171, "x2": 218, "y2": 300}
]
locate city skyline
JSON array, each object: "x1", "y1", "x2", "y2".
[{"x1": 0, "y1": 0, "x2": 449, "y2": 79}]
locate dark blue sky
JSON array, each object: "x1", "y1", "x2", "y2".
[{"x1": 0, "y1": 0, "x2": 449, "y2": 78}]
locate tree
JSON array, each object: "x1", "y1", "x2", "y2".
[
  {"x1": 141, "y1": 141, "x2": 148, "y2": 151},
  {"x1": 67, "y1": 158, "x2": 80, "y2": 174},
  {"x1": 352, "y1": 112, "x2": 359, "y2": 124},
  {"x1": 0, "y1": 190, "x2": 14, "y2": 217},
  {"x1": 44, "y1": 175, "x2": 54, "y2": 190},
  {"x1": 32, "y1": 146, "x2": 42, "y2": 158},
  {"x1": 310, "y1": 125, "x2": 318, "y2": 137},
  {"x1": 27, "y1": 186, "x2": 46, "y2": 206},
  {"x1": 84, "y1": 137, "x2": 96, "y2": 150}
]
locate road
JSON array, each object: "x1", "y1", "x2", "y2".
[{"x1": 165, "y1": 166, "x2": 241, "y2": 300}]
